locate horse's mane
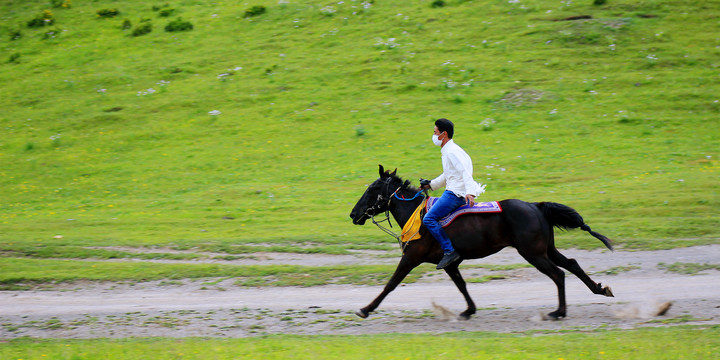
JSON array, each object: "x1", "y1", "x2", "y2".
[{"x1": 383, "y1": 170, "x2": 421, "y2": 193}]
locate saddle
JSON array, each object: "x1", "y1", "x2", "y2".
[
  {"x1": 426, "y1": 197, "x2": 503, "y2": 227},
  {"x1": 400, "y1": 197, "x2": 502, "y2": 243}
]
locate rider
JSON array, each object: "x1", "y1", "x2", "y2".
[{"x1": 421, "y1": 118, "x2": 485, "y2": 269}]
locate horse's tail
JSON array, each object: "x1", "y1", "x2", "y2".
[{"x1": 534, "y1": 202, "x2": 614, "y2": 251}]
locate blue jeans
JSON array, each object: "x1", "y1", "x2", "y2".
[{"x1": 423, "y1": 191, "x2": 466, "y2": 253}]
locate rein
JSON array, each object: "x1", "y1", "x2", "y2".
[{"x1": 394, "y1": 190, "x2": 425, "y2": 202}]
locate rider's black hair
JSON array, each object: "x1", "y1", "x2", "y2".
[{"x1": 435, "y1": 118, "x2": 454, "y2": 139}]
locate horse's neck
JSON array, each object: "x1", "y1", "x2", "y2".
[{"x1": 389, "y1": 192, "x2": 424, "y2": 228}]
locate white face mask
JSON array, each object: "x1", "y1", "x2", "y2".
[{"x1": 432, "y1": 134, "x2": 443, "y2": 146}]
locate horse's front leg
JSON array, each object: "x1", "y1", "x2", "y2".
[
  {"x1": 356, "y1": 254, "x2": 420, "y2": 318},
  {"x1": 444, "y1": 262, "x2": 476, "y2": 320}
]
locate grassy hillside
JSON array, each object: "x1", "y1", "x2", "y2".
[{"x1": 1, "y1": 0, "x2": 718, "y2": 260}]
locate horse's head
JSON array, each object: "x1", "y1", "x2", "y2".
[{"x1": 350, "y1": 165, "x2": 405, "y2": 225}]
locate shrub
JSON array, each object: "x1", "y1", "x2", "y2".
[
  {"x1": 152, "y1": 3, "x2": 170, "y2": 11},
  {"x1": 431, "y1": 0, "x2": 446, "y2": 8},
  {"x1": 158, "y1": 8, "x2": 175, "y2": 17},
  {"x1": 164, "y1": 17, "x2": 193, "y2": 32},
  {"x1": 9, "y1": 30, "x2": 22, "y2": 41},
  {"x1": 355, "y1": 125, "x2": 366, "y2": 137},
  {"x1": 131, "y1": 22, "x2": 152, "y2": 37},
  {"x1": 96, "y1": 8, "x2": 120, "y2": 18},
  {"x1": 244, "y1": 5, "x2": 266, "y2": 18},
  {"x1": 27, "y1": 10, "x2": 54, "y2": 28},
  {"x1": 42, "y1": 29, "x2": 59, "y2": 40},
  {"x1": 593, "y1": 0, "x2": 607, "y2": 5},
  {"x1": 122, "y1": 19, "x2": 132, "y2": 30},
  {"x1": 51, "y1": 0, "x2": 71, "y2": 8},
  {"x1": 8, "y1": 53, "x2": 21, "y2": 64}
]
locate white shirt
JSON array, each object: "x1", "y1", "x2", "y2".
[{"x1": 429, "y1": 139, "x2": 485, "y2": 197}]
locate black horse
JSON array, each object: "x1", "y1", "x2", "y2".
[{"x1": 349, "y1": 165, "x2": 614, "y2": 320}]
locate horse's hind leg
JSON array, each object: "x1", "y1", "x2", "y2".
[
  {"x1": 518, "y1": 251, "x2": 568, "y2": 319},
  {"x1": 356, "y1": 255, "x2": 419, "y2": 318},
  {"x1": 444, "y1": 262, "x2": 476, "y2": 320},
  {"x1": 548, "y1": 247, "x2": 614, "y2": 297}
]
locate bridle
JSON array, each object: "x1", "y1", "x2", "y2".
[
  {"x1": 364, "y1": 177, "x2": 426, "y2": 247},
  {"x1": 364, "y1": 177, "x2": 403, "y2": 242}
]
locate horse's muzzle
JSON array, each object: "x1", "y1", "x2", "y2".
[{"x1": 349, "y1": 212, "x2": 368, "y2": 225}]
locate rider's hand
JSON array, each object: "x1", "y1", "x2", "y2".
[
  {"x1": 419, "y1": 178, "x2": 431, "y2": 190},
  {"x1": 465, "y1": 194, "x2": 475, "y2": 207}
]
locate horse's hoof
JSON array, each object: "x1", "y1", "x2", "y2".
[
  {"x1": 355, "y1": 309, "x2": 369, "y2": 319},
  {"x1": 458, "y1": 312, "x2": 474, "y2": 321},
  {"x1": 542, "y1": 310, "x2": 566, "y2": 321},
  {"x1": 603, "y1": 286, "x2": 614, "y2": 297}
]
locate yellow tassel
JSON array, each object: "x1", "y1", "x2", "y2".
[{"x1": 400, "y1": 198, "x2": 427, "y2": 243}]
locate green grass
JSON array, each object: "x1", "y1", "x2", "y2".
[
  {"x1": 0, "y1": 0, "x2": 718, "y2": 283},
  {"x1": 599, "y1": 264, "x2": 641, "y2": 275},
  {"x1": 1, "y1": 326, "x2": 718, "y2": 359},
  {"x1": 645, "y1": 315, "x2": 712, "y2": 325},
  {"x1": 658, "y1": 262, "x2": 720, "y2": 275},
  {"x1": 466, "y1": 274, "x2": 509, "y2": 283}
]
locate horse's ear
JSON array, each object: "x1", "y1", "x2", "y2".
[
  {"x1": 403, "y1": 180, "x2": 411, "y2": 188},
  {"x1": 378, "y1": 164, "x2": 385, "y2": 178},
  {"x1": 391, "y1": 168, "x2": 397, "y2": 176}
]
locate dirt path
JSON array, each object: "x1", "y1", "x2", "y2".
[{"x1": 1, "y1": 246, "x2": 718, "y2": 338}]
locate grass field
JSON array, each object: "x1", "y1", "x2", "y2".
[
  {"x1": 0, "y1": 0, "x2": 718, "y2": 284},
  {"x1": 2, "y1": 326, "x2": 718, "y2": 359},
  {"x1": 0, "y1": 1, "x2": 718, "y2": 356}
]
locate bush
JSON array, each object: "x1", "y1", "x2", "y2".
[
  {"x1": 355, "y1": 125, "x2": 366, "y2": 137},
  {"x1": 593, "y1": 0, "x2": 607, "y2": 5},
  {"x1": 164, "y1": 17, "x2": 193, "y2": 32},
  {"x1": 8, "y1": 53, "x2": 21, "y2": 64},
  {"x1": 431, "y1": 0, "x2": 446, "y2": 8},
  {"x1": 122, "y1": 19, "x2": 132, "y2": 30},
  {"x1": 131, "y1": 22, "x2": 152, "y2": 37},
  {"x1": 96, "y1": 8, "x2": 120, "y2": 18},
  {"x1": 158, "y1": 8, "x2": 175, "y2": 17},
  {"x1": 42, "y1": 29, "x2": 60, "y2": 40},
  {"x1": 9, "y1": 30, "x2": 22, "y2": 41},
  {"x1": 51, "y1": 0, "x2": 71, "y2": 8},
  {"x1": 152, "y1": 3, "x2": 170, "y2": 11},
  {"x1": 27, "y1": 10, "x2": 54, "y2": 28},
  {"x1": 244, "y1": 5, "x2": 266, "y2": 18}
]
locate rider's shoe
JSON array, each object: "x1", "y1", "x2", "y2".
[{"x1": 436, "y1": 251, "x2": 461, "y2": 269}]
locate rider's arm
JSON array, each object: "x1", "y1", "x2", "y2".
[{"x1": 429, "y1": 174, "x2": 446, "y2": 191}]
